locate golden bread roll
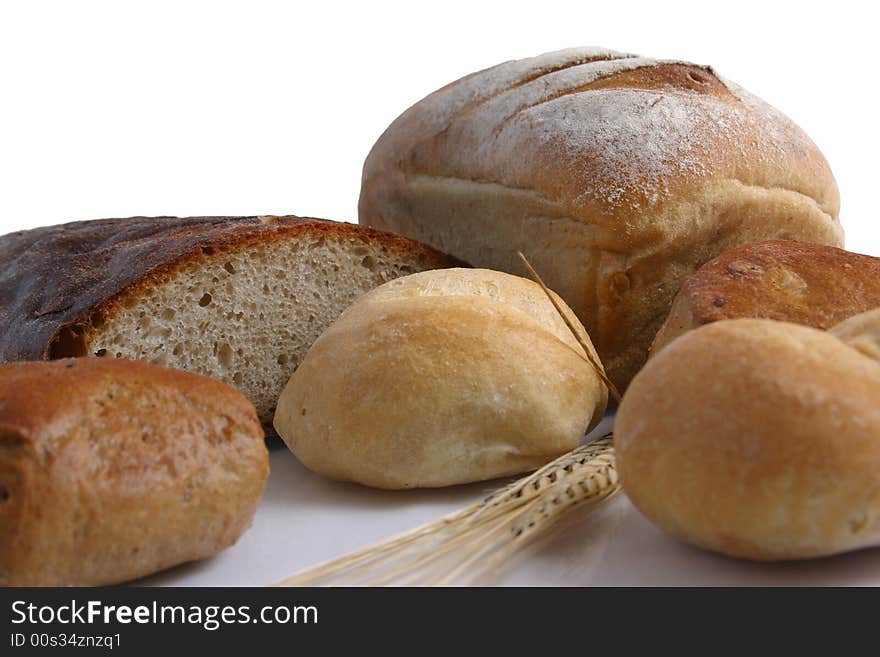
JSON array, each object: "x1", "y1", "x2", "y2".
[
  {"x1": 274, "y1": 268, "x2": 608, "y2": 489},
  {"x1": 0, "y1": 358, "x2": 269, "y2": 586},
  {"x1": 652, "y1": 241, "x2": 880, "y2": 354},
  {"x1": 616, "y1": 316, "x2": 880, "y2": 561},
  {"x1": 359, "y1": 47, "x2": 843, "y2": 391}
]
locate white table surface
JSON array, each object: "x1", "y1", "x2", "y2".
[{"x1": 142, "y1": 415, "x2": 880, "y2": 587}]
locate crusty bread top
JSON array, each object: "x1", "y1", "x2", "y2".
[
  {"x1": 0, "y1": 215, "x2": 462, "y2": 361},
  {"x1": 357, "y1": 267, "x2": 602, "y2": 362},
  {"x1": 0, "y1": 357, "x2": 263, "y2": 461},
  {"x1": 362, "y1": 47, "x2": 839, "y2": 246},
  {"x1": 652, "y1": 241, "x2": 880, "y2": 354}
]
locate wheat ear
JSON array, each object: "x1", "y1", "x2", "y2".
[{"x1": 273, "y1": 434, "x2": 619, "y2": 586}]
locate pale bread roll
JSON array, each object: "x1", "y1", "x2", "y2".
[
  {"x1": 831, "y1": 308, "x2": 880, "y2": 362},
  {"x1": 616, "y1": 316, "x2": 880, "y2": 561},
  {"x1": 360, "y1": 47, "x2": 843, "y2": 392},
  {"x1": 651, "y1": 241, "x2": 880, "y2": 355},
  {"x1": 274, "y1": 268, "x2": 608, "y2": 489}
]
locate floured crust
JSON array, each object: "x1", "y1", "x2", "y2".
[
  {"x1": 652, "y1": 241, "x2": 880, "y2": 354},
  {"x1": 0, "y1": 358, "x2": 268, "y2": 586},
  {"x1": 359, "y1": 47, "x2": 843, "y2": 390},
  {"x1": 0, "y1": 215, "x2": 463, "y2": 362}
]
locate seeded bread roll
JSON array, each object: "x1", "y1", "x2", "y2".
[
  {"x1": 0, "y1": 215, "x2": 462, "y2": 422},
  {"x1": 274, "y1": 268, "x2": 608, "y2": 489},
  {"x1": 616, "y1": 316, "x2": 880, "y2": 561},
  {"x1": 0, "y1": 358, "x2": 268, "y2": 586},
  {"x1": 652, "y1": 241, "x2": 880, "y2": 354},
  {"x1": 360, "y1": 47, "x2": 843, "y2": 391}
]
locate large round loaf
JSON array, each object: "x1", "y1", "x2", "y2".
[
  {"x1": 273, "y1": 268, "x2": 608, "y2": 489},
  {"x1": 359, "y1": 47, "x2": 843, "y2": 391},
  {"x1": 0, "y1": 358, "x2": 269, "y2": 586},
  {"x1": 616, "y1": 316, "x2": 880, "y2": 561}
]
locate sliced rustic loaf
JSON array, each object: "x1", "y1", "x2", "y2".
[
  {"x1": 651, "y1": 241, "x2": 880, "y2": 355},
  {"x1": 0, "y1": 216, "x2": 462, "y2": 421}
]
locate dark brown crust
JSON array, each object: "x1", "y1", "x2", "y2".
[
  {"x1": 0, "y1": 357, "x2": 268, "y2": 586},
  {"x1": 0, "y1": 215, "x2": 463, "y2": 362},
  {"x1": 652, "y1": 241, "x2": 880, "y2": 353}
]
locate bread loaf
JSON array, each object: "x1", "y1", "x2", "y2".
[
  {"x1": 652, "y1": 241, "x2": 880, "y2": 354},
  {"x1": 0, "y1": 215, "x2": 462, "y2": 422},
  {"x1": 0, "y1": 358, "x2": 268, "y2": 586},
  {"x1": 616, "y1": 316, "x2": 880, "y2": 561},
  {"x1": 274, "y1": 268, "x2": 608, "y2": 489},
  {"x1": 359, "y1": 47, "x2": 843, "y2": 391}
]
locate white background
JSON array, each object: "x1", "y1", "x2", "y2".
[
  {"x1": 3, "y1": 2, "x2": 879, "y2": 586},
  {"x1": 0, "y1": 0, "x2": 877, "y2": 254}
]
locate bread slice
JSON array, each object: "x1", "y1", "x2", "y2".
[
  {"x1": 651, "y1": 240, "x2": 880, "y2": 355},
  {"x1": 0, "y1": 216, "x2": 462, "y2": 421}
]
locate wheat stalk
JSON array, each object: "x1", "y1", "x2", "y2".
[
  {"x1": 516, "y1": 251, "x2": 621, "y2": 403},
  {"x1": 273, "y1": 434, "x2": 619, "y2": 586}
]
